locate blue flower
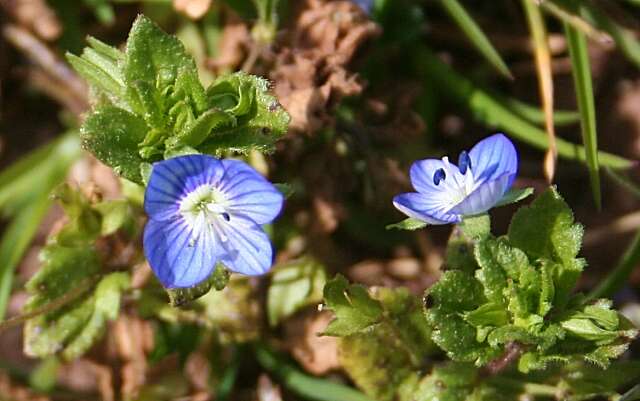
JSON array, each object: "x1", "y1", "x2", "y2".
[
  {"x1": 143, "y1": 155, "x2": 284, "y2": 288},
  {"x1": 393, "y1": 133, "x2": 518, "y2": 225}
]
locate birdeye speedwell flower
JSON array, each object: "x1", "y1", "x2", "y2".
[
  {"x1": 393, "y1": 133, "x2": 518, "y2": 225},
  {"x1": 143, "y1": 154, "x2": 284, "y2": 288}
]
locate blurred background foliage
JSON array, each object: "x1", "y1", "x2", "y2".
[{"x1": 2, "y1": 0, "x2": 640, "y2": 400}]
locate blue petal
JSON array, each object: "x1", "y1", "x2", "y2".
[
  {"x1": 143, "y1": 215, "x2": 219, "y2": 288},
  {"x1": 469, "y1": 133, "x2": 518, "y2": 186},
  {"x1": 449, "y1": 173, "x2": 512, "y2": 216},
  {"x1": 219, "y1": 159, "x2": 284, "y2": 225},
  {"x1": 409, "y1": 159, "x2": 448, "y2": 193},
  {"x1": 145, "y1": 155, "x2": 224, "y2": 221},
  {"x1": 217, "y1": 213, "x2": 274, "y2": 275},
  {"x1": 393, "y1": 192, "x2": 461, "y2": 225}
]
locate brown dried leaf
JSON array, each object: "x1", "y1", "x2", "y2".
[{"x1": 284, "y1": 310, "x2": 340, "y2": 375}]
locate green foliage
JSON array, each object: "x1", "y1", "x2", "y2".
[
  {"x1": 267, "y1": 257, "x2": 326, "y2": 326},
  {"x1": 336, "y1": 286, "x2": 434, "y2": 401},
  {"x1": 22, "y1": 186, "x2": 133, "y2": 360},
  {"x1": 322, "y1": 274, "x2": 383, "y2": 336},
  {"x1": 69, "y1": 15, "x2": 289, "y2": 185},
  {"x1": 424, "y1": 187, "x2": 637, "y2": 372}
]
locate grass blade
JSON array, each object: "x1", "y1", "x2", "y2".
[
  {"x1": 560, "y1": 0, "x2": 640, "y2": 68},
  {"x1": 254, "y1": 343, "x2": 376, "y2": 401},
  {"x1": 539, "y1": 1, "x2": 610, "y2": 43},
  {"x1": 415, "y1": 47, "x2": 632, "y2": 169},
  {"x1": 0, "y1": 196, "x2": 51, "y2": 321},
  {"x1": 439, "y1": 0, "x2": 513, "y2": 79},
  {"x1": 522, "y1": 0, "x2": 557, "y2": 182},
  {"x1": 500, "y1": 96, "x2": 579, "y2": 126},
  {"x1": 565, "y1": 23, "x2": 601, "y2": 209}
]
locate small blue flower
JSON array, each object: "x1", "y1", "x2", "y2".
[
  {"x1": 143, "y1": 155, "x2": 284, "y2": 288},
  {"x1": 393, "y1": 134, "x2": 518, "y2": 225}
]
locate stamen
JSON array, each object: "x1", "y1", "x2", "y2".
[
  {"x1": 433, "y1": 168, "x2": 446, "y2": 185},
  {"x1": 458, "y1": 150, "x2": 471, "y2": 174},
  {"x1": 221, "y1": 212, "x2": 231, "y2": 222}
]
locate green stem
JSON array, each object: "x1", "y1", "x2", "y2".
[
  {"x1": 254, "y1": 343, "x2": 376, "y2": 401},
  {"x1": 587, "y1": 227, "x2": 640, "y2": 301}
]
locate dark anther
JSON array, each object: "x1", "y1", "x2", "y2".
[
  {"x1": 458, "y1": 150, "x2": 471, "y2": 174},
  {"x1": 221, "y1": 212, "x2": 231, "y2": 222},
  {"x1": 433, "y1": 168, "x2": 446, "y2": 185}
]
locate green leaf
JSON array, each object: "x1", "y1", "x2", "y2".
[
  {"x1": 459, "y1": 214, "x2": 490, "y2": 240},
  {"x1": 93, "y1": 200, "x2": 132, "y2": 236},
  {"x1": 495, "y1": 187, "x2": 534, "y2": 207},
  {"x1": 508, "y1": 187, "x2": 583, "y2": 264},
  {"x1": 200, "y1": 72, "x2": 290, "y2": 155},
  {"x1": 439, "y1": 0, "x2": 512, "y2": 79},
  {"x1": 122, "y1": 15, "x2": 197, "y2": 91},
  {"x1": 81, "y1": 105, "x2": 149, "y2": 184},
  {"x1": 386, "y1": 217, "x2": 428, "y2": 231},
  {"x1": 338, "y1": 287, "x2": 434, "y2": 401},
  {"x1": 323, "y1": 275, "x2": 383, "y2": 336},
  {"x1": 167, "y1": 109, "x2": 236, "y2": 149},
  {"x1": 412, "y1": 362, "x2": 478, "y2": 401},
  {"x1": 267, "y1": 257, "x2": 327, "y2": 326},
  {"x1": 23, "y1": 248, "x2": 130, "y2": 360},
  {"x1": 61, "y1": 272, "x2": 130, "y2": 360},
  {"x1": 565, "y1": 22, "x2": 601, "y2": 209}
]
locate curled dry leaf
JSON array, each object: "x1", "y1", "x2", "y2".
[
  {"x1": 284, "y1": 310, "x2": 340, "y2": 375},
  {"x1": 272, "y1": 0, "x2": 380, "y2": 132}
]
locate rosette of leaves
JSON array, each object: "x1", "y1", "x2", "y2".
[
  {"x1": 67, "y1": 15, "x2": 289, "y2": 185},
  {"x1": 22, "y1": 185, "x2": 134, "y2": 360},
  {"x1": 425, "y1": 187, "x2": 638, "y2": 372}
]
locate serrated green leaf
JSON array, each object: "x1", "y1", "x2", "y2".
[
  {"x1": 123, "y1": 15, "x2": 197, "y2": 91},
  {"x1": 386, "y1": 217, "x2": 428, "y2": 231},
  {"x1": 81, "y1": 106, "x2": 149, "y2": 184},
  {"x1": 508, "y1": 186, "x2": 583, "y2": 263},
  {"x1": 495, "y1": 187, "x2": 534, "y2": 207},
  {"x1": 323, "y1": 275, "x2": 383, "y2": 336},
  {"x1": 267, "y1": 258, "x2": 326, "y2": 326}
]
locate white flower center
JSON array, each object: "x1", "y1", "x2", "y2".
[
  {"x1": 179, "y1": 185, "x2": 231, "y2": 243},
  {"x1": 438, "y1": 156, "x2": 477, "y2": 210}
]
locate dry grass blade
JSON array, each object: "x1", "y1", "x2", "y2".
[{"x1": 522, "y1": 0, "x2": 557, "y2": 182}]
